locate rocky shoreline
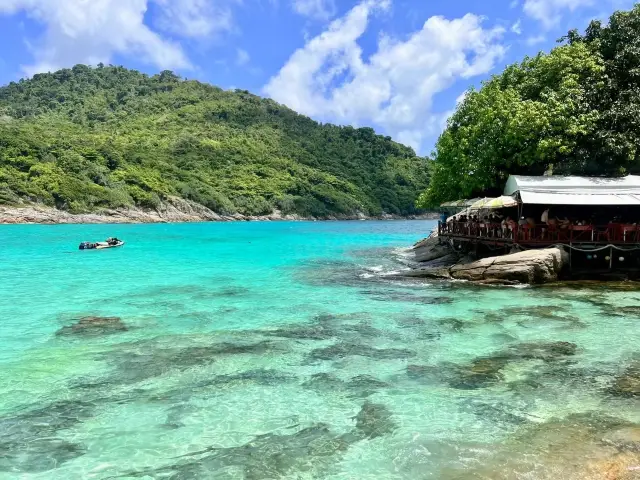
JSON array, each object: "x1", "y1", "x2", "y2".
[
  {"x1": 400, "y1": 235, "x2": 568, "y2": 285},
  {"x1": 0, "y1": 198, "x2": 437, "y2": 225}
]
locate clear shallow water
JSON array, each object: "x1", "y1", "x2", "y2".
[{"x1": 1, "y1": 221, "x2": 639, "y2": 479}]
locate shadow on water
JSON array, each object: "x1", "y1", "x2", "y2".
[
  {"x1": 263, "y1": 312, "x2": 394, "y2": 343},
  {"x1": 475, "y1": 305, "x2": 587, "y2": 329},
  {"x1": 302, "y1": 373, "x2": 389, "y2": 399},
  {"x1": 72, "y1": 338, "x2": 283, "y2": 389},
  {"x1": 306, "y1": 342, "x2": 416, "y2": 362},
  {"x1": 117, "y1": 401, "x2": 397, "y2": 480},
  {"x1": 407, "y1": 341, "x2": 578, "y2": 390},
  {"x1": 435, "y1": 412, "x2": 640, "y2": 480},
  {"x1": 0, "y1": 400, "x2": 94, "y2": 473}
]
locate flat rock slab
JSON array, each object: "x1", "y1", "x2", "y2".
[{"x1": 401, "y1": 247, "x2": 568, "y2": 285}]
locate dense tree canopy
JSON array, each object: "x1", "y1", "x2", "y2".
[
  {"x1": 0, "y1": 65, "x2": 428, "y2": 217},
  {"x1": 418, "y1": 4, "x2": 640, "y2": 207}
]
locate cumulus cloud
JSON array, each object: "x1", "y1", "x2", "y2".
[
  {"x1": 523, "y1": 0, "x2": 593, "y2": 28},
  {"x1": 292, "y1": 0, "x2": 337, "y2": 20},
  {"x1": 0, "y1": 0, "x2": 236, "y2": 77},
  {"x1": 153, "y1": 0, "x2": 234, "y2": 38},
  {"x1": 264, "y1": 0, "x2": 505, "y2": 152}
]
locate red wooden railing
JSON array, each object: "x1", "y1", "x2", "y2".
[{"x1": 438, "y1": 222, "x2": 640, "y2": 244}]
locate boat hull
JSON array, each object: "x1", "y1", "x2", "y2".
[{"x1": 95, "y1": 242, "x2": 125, "y2": 249}]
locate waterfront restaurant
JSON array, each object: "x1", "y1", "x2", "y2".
[{"x1": 438, "y1": 175, "x2": 640, "y2": 274}]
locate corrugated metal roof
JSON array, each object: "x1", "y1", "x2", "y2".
[
  {"x1": 519, "y1": 191, "x2": 640, "y2": 205},
  {"x1": 504, "y1": 175, "x2": 640, "y2": 205}
]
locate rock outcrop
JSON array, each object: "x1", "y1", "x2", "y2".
[
  {"x1": 403, "y1": 246, "x2": 569, "y2": 285},
  {"x1": 0, "y1": 198, "x2": 306, "y2": 224},
  {"x1": 412, "y1": 235, "x2": 454, "y2": 263},
  {"x1": 0, "y1": 200, "x2": 436, "y2": 224},
  {"x1": 56, "y1": 316, "x2": 128, "y2": 337}
]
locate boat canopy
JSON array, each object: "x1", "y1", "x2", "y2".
[{"x1": 504, "y1": 175, "x2": 640, "y2": 206}]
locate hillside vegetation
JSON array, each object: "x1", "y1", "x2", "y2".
[
  {"x1": 419, "y1": 4, "x2": 640, "y2": 207},
  {"x1": 0, "y1": 66, "x2": 428, "y2": 217}
]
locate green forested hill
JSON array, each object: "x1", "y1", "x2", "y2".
[{"x1": 0, "y1": 65, "x2": 428, "y2": 217}]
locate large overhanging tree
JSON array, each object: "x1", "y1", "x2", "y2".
[{"x1": 418, "y1": 4, "x2": 640, "y2": 208}]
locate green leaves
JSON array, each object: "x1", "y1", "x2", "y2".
[{"x1": 418, "y1": 16, "x2": 637, "y2": 207}]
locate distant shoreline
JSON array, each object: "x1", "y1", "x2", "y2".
[{"x1": 0, "y1": 205, "x2": 437, "y2": 225}]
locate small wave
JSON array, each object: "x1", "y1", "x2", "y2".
[
  {"x1": 365, "y1": 265, "x2": 385, "y2": 273},
  {"x1": 358, "y1": 267, "x2": 411, "y2": 279}
]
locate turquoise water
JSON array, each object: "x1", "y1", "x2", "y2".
[{"x1": 1, "y1": 221, "x2": 639, "y2": 479}]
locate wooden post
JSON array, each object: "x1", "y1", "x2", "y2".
[
  {"x1": 569, "y1": 247, "x2": 572, "y2": 273},
  {"x1": 610, "y1": 246, "x2": 613, "y2": 270}
]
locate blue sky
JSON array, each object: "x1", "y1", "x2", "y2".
[{"x1": 0, "y1": 0, "x2": 636, "y2": 154}]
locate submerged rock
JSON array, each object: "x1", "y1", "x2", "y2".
[
  {"x1": 437, "y1": 317, "x2": 466, "y2": 332},
  {"x1": 264, "y1": 314, "x2": 381, "y2": 341},
  {"x1": 396, "y1": 316, "x2": 425, "y2": 327},
  {"x1": 437, "y1": 412, "x2": 640, "y2": 480},
  {"x1": 540, "y1": 280, "x2": 640, "y2": 292},
  {"x1": 408, "y1": 342, "x2": 577, "y2": 391},
  {"x1": 307, "y1": 342, "x2": 416, "y2": 361},
  {"x1": 78, "y1": 340, "x2": 280, "y2": 387},
  {"x1": 462, "y1": 400, "x2": 531, "y2": 426},
  {"x1": 265, "y1": 323, "x2": 336, "y2": 340},
  {"x1": 608, "y1": 362, "x2": 640, "y2": 398},
  {"x1": 610, "y1": 306, "x2": 640, "y2": 317},
  {"x1": 363, "y1": 289, "x2": 452, "y2": 305},
  {"x1": 302, "y1": 372, "x2": 345, "y2": 391},
  {"x1": 450, "y1": 357, "x2": 510, "y2": 390},
  {"x1": 125, "y1": 423, "x2": 351, "y2": 479},
  {"x1": 509, "y1": 341, "x2": 577, "y2": 362},
  {"x1": 302, "y1": 373, "x2": 389, "y2": 398},
  {"x1": 406, "y1": 359, "x2": 508, "y2": 390},
  {"x1": 406, "y1": 364, "x2": 442, "y2": 382},
  {"x1": 479, "y1": 306, "x2": 585, "y2": 329},
  {"x1": 453, "y1": 342, "x2": 577, "y2": 389},
  {"x1": 601, "y1": 427, "x2": 640, "y2": 452},
  {"x1": 354, "y1": 402, "x2": 397, "y2": 439},
  {"x1": 56, "y1": 315, "x2": 127, "y2": 336},
  {"x1": 205, "y1": 369, "x2": 295, "y2": 388},
  {"x1": 0, "y1": 400, "x2": 94, "y2": 472}
]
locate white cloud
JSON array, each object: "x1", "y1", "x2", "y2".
[
  {"x1": 526, "y1": 34, "x2": 546, "y2": 45},
  {"x1": 0, "y1": 0, "x2": 240, "y2": 77},
  {"x1": 292, "y1": 0, "x2": 337, "y2": 20},
  {"x1": 152, "y1": 0, "x2": 234, "y2": 38},
  {"x1": 523, "y1": 0, "x2": 593, "y2": 28},
  {"x1": 264, "y1": 0, "x2": 505, "y2": 153},
  {"x1": 511, "y1": 19, "x2": 522, "y2": 34},
  {"x1": 236, "y1": 48, "x2": 250, "y2": 66}
]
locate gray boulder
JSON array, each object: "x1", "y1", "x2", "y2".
[
  {"x1": 412, "y1": 235, "x2": 454, "y2": 263},
  {"x1": 402, "y1": 247, "x2": 568, "y2": 285}
]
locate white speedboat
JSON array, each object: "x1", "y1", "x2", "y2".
[{"x1": 79, "y1": 238, "x2": 125, "y2": 250}]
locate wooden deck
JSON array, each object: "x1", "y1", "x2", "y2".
[{"x1": 438, "y1": 222, "x2": 640, "y2": 248}]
